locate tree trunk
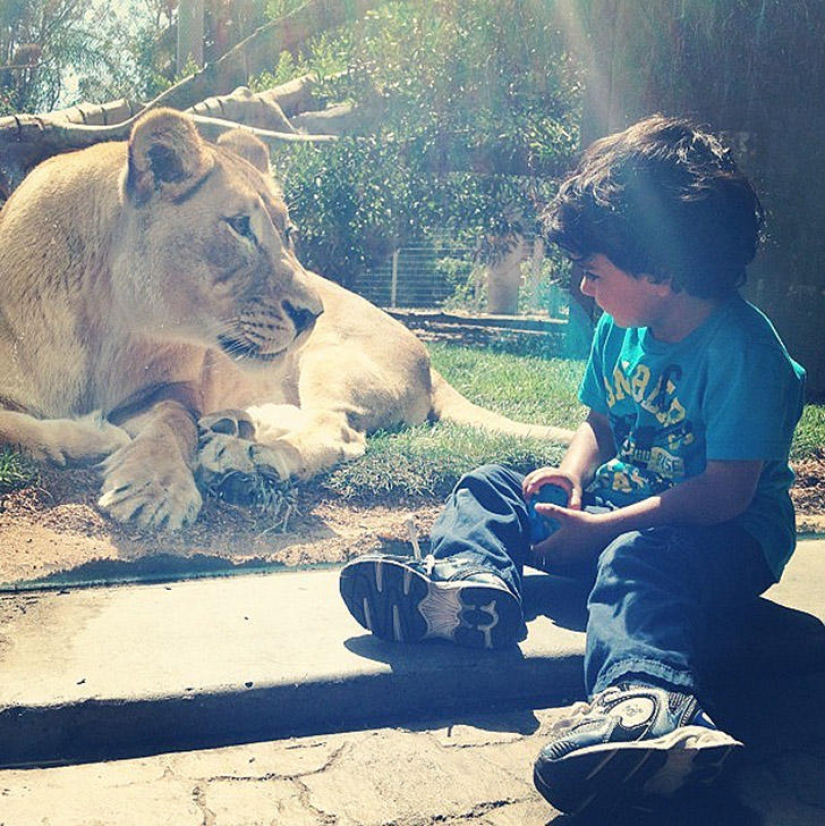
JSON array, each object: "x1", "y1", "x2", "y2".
[
  {"x1": 177, "y1": 0, "x2": 205, "y2": 72},
  {"x1": 151, "y1": 0, "x2": 380, "y2": 114},
  {"x1": 485, "y1": 236, "x2": 528, "y2": 315}
]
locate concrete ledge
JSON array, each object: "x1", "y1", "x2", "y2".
[
  {"x1": 0, "y1": 542, "x2": 822, "y2": 769},
  {"x1": 0, "y1": 568, "x2": 586, "y2": 768}
]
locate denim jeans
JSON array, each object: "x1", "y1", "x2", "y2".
[{"x1": 429, "y1": 464, "x2": 777, "y2": 699}]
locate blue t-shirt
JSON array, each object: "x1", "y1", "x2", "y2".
[{"x1": 579, "y1": 294, "x2": 806, "y2": 580}]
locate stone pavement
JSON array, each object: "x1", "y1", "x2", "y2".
[{"x1": 0, "y1": 539, "x2": 823, "y2": 825}]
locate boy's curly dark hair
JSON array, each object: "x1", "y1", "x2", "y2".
[{"x1": 543, "y1": 115, "x2": 765, "y2": 299}]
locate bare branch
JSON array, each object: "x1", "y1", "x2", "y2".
[
  {"x1": 141, "y1": 0, "x2": 379, "y2": 115},
  {"x1": 35, "y1": 98, "x2": 142, "y2": 126},
  {"x1": 0, "y1": 105, "x2": 336, "y2": 196},
  {"x1": 0, "y1": 2, "x2": 378, "y2": 194},
  {"x1": 257, "y1": 73, "x2": 327, "y2": 117},
  {"x1": 186, "y1": 86, "x2": 297, "y2": 133},
  {"x1": 291, "y1": 98, "x2": 390, "y2": 136},
  {"x1": 190, "y1": 114, "x2": 337, "y2": 145},
  {"x1": 0, "y1": 114, "x2": 134, "y2": 192}
]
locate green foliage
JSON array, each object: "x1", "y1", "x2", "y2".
[
  {"x1": 0, "y1": 0, "x2": 279, "y2": 112},
  {"x1": 252, "y1": 53, "x2": 304, "y2": 91},
  {"x1": 354, "y1": 0, "x2": 582, "y2": 170},
  {"x1": 0, "y1": 0, "x2": 172, "y2": 110},
  {"x1": 437, "y1": 256, "x2": 484, "y2": 313},
  {"x1": 791, "y1": 405, "x2": 825, "y2": 462},
  {"x1": 275, "y1": 135, "x2": 414, "y2": 286},
  {"x1": 265, "y1": 0, "x2": 308, "y2": 20},
  {"x1": 267, "y1": 0, "x2": 582, "y2": 287},
  {"x1": 1, "y1": 0, "x2": 110, "y2": 111}
]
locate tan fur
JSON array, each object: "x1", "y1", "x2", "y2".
[{"x1": 0, "y1": 109, "x2": 572, "y2": 531}]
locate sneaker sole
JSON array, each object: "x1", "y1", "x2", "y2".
[
  {"x1": 339, "y1": 557, "x2": 523, "y2": 649},
  {"x1": 533, "y1": 725, "x2": 742, "y2": 815}
]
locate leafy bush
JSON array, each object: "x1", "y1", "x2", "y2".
[
  {"x1": 792, "y1": 405, "x2": 825, "y2": 462},
  {"x1": 267, "y1": 0, "x2": 583, "y2": 288}
]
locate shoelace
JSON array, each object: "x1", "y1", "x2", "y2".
[
  {"x1": 406, "y1": 516, "x2": 436, "y2": 574},
  {"x1": 549, "y1": 698, "x2": 596, "y2": 737},
  {"x1": 406, "y1": 516, "x2": 422, "y2": 560},
  {"x1": 547, "y1": 686, "x2": 634, "y2": 737}
]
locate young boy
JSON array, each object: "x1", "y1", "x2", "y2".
[{"x1": 338, "y1": 115, "x2": 806, "y2": 814}]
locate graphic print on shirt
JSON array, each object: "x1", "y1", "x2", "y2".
[{"x1": 596, "y1": 361, "x2": 696, "y2": 499}]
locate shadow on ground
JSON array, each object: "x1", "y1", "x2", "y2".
[{"x1": 545, "y1": 598, "x2": 825, "y2": 826}]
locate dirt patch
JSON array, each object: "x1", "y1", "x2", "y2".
[
  {"x1": 0, "y1": 459, "x2": 822, "y2": 588},
  {"x1": 0, "y1": 466, "x2": 441, "y2": 587},
  {"x1": 789, "y1": 457, "x2": 825, "y2": 533}
]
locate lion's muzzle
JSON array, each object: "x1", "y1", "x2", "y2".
[{"x1": 284, "y1": 300, "x2": 321, "y2": 336}]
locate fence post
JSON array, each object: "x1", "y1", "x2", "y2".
[
  {"x1": 177, "y1": 0, "x2": 204, "y2": 70},
  {"x1": 390, "y1": 249, "x2": 400, "y2": 308},
  {"x1": 486, "y1": 234, "x2": 527, "y2": 315}
]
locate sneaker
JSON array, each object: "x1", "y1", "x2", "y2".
[
  {"x1": 533, "y1": 684, "x2": 742, "y2": 815},
  {"x1": 339, "y1": 552, "x2": 525, "y2": 649}
]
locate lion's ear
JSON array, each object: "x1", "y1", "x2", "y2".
[
  {"x1": 125, "y1": 108, "x2": 213, "y2": 205},
  {"x1": 217, "y1": 129, "x2": 271, "y2": 175}
]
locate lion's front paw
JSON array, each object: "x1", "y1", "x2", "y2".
[
  {"x1": 197, "y1": 410, "x2": 298, "y2": 508},
  {"x1": 198, "y1": 409, "x2": 257, "y2": 441},
  {"x1": 198, "y1": 409, "x2": 295, "y2": 477},
  {"x1": 98, "y1": 442, "x2": 202, "y2": 531}
]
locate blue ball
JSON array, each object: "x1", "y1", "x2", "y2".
[{"x1": 528, "y1": 484, "x2": 569, "y2": 543}]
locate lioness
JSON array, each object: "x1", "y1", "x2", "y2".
[{"x1": 0, "y1": 108, "x2": 572, "y2": 531}]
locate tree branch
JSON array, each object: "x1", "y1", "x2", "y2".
[
  {"x1": 190, "y1": 114, "x2": 337, "y2": 145},
  {"x1": 0, "y1": 1, "x2": 379, "y2": 194},
  {"x1": 142, "y1": 0, "x2": 379, "y2": 114}
]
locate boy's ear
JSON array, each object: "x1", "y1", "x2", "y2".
[
  {"x1": 643, "y1": 273, "x2": 674, "y2": 296},
  {"x1": 124, "y1": 108, "x2": 214, "y2": 205}
]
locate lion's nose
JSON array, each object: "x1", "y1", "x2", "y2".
[{"x1": 284, "y1": 301, "x2": 321, "y2": 334}]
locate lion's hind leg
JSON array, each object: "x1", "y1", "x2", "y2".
[{"x1": 0, "y1": 409, "x2": 130, "y2": 466}]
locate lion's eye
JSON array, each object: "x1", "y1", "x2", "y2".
[{"x1": 225, "y1": 214, "x2": 255, "y2": 241}]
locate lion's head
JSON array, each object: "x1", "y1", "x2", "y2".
[{"x1": 110, "y1": 108, "x2": 322, "y2": 364}]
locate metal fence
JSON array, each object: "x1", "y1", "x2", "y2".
[{"x1": 350, "y1": 236, "x2": 570, "y2": 321}]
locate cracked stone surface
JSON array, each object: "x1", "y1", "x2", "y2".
[
  {"x1": 1, "y1": 541, "x2": 822, "y2": 825},
  {"x1": 1, "y1": 704, "x2": 823, "y2": 826}
]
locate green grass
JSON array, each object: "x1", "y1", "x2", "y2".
[
  {"x1": 0, "y1": 447, "x2": 39, "y2": 495},
  {"x1": 792, "y1": 404, "x2": 825, "y2": 462},
  {"x1": 321, "y1": 341, "x2": 825, "y2": 500},
  {"x1": 319, "y1": 344, "x2": 587, "y2": 500},
  {"x1": 0, "y1": 343, "x2": 821, "y2": 504},
  {"x1": 426, "y1": 341, "x2": 586, "y2": 426}
]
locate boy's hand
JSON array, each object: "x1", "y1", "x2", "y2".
[
  {"x1": 522, "y1": 467, "x2": 581, "y2": 509},
  {"x1": 527, "y1": 503, "x2": 613, "y2": 569}
]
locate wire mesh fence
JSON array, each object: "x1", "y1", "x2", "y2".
[{"x1": 350, "y1": 234, "x2": 571, "y2": 321}]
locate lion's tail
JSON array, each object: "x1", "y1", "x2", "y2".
[{"x1": 428, "y1": 369, "x2": 575, "y2": 444}]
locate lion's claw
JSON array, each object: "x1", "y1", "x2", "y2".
[{"x1": 98, "y1": 442, "x2": 202, "y2": 531}]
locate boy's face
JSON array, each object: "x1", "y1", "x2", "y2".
[{"x1": 577, "y1": 254, "x2": 671, "y2": 329}]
